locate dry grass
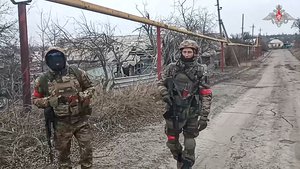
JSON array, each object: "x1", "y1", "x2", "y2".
[
  {"x1": 0, "y1": 102, "x2": 47, "y2": 169},
  {"x1": 0, "y1": 84, "x2": 164, "y2": 169},
  {"x1": 90, "y1": 83, "x2": 164, "y2": 143},
  {"x1": 290, "y1": 47, "x2": 300, "y2": 60}
]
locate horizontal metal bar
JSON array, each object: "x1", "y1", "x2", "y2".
[{"x1": 45, "y1": 0, "x2": 228, "y2": 43}]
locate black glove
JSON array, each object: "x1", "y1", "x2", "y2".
[
  {"x1": 162, "y1": 95, "x2": 172, "y2": 106},
  {"x1": 198, "y1": 116, "x2": 209, "y2": 131}
]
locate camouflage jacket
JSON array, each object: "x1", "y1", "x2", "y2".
[
  {"x1": 158, "y1": 60, "x2": 211, "y2": 116},
  {"x1": 32, "y1": 65, "x2": 95, "y2": 117}
]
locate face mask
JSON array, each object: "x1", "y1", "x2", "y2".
[
  {"x1": 46, "y1": 51, "x2": 66, "y2": 72},
  {"x1": 180, "y1": 55, "x2": 194, "y2": 62}
]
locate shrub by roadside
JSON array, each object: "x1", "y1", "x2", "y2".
[{"x1": 0, "y1": 84, "x2": 164, "y2": 169}]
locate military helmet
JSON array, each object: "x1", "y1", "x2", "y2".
[
  {"x1": 179, "y1": 40, "x2": 199, "y2": 54},
  {"x1": 45, "y1": 47, "x2": 65, "y2": 56}
]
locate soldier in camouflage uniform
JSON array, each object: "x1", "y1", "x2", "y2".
[
  {"x1": 158, "y1": 40, "x2": 212, "y2": 169},
  {"x1": 32, "y1": 47, "x2": 95, "y2": 169}
]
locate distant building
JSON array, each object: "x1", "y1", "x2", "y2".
[
  {"x1": 29, "y1": 35, "x2": 155, "y2": 79},
  {"x1": 268, "y1": 39, "x2": 284, "y2": 49}
]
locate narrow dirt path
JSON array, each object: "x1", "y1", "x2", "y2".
[{"x1": 191, "y1": 49, "x2": 300, "y2": 169}]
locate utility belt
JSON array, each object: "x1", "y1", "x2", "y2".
[
  {"x1": 53, "y1": 101, "x2": 92, "y2": 117},
  {"x1": 56, "y1": 114, "x2": 90, "y2": 125},
  {"x1": 56, "y1": 114, "x2": 89, "y2": 120}
]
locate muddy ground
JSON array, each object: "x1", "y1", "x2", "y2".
[{"x1": 92, "y1": 49, "x2": 300, "y2": 169}]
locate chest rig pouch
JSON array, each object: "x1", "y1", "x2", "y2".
[
  {"x1": 49, "y1": 75, "x2": 82, "y2": 117},
  {"x1": 172, "y1": 72, "x2": 202, "y2": 118}
]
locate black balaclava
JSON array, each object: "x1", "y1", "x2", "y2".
[{"x1": 45, "y1": 50, "x2": 66, "y2": 72}]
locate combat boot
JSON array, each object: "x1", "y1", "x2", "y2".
[
  {"x1": 181, "y1": 158, "x2": 193, "y2": 169},
  {"x1": 59, "y1": 167, "x2": 72, "y2": 169},
  {"x1": 81, "y1": 165, "x2": 92, "y2": 169},
  {"x1": 176, "y1": 153, "x2": 183, "y2": 169}
]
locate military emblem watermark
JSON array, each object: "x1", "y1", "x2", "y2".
[{"x1": 263, "y1": 5, "x2": 295, "y2": 27}]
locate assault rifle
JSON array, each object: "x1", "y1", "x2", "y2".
[
  {"x1": 44, "y1": 107, "x2": 56, "y2": 163},
  {"x1": 166, "y1": 78, "x2": 179, "y2": 130},
  {"x1": 165, "y1": 74, "x2": 209, "y2": 131}
]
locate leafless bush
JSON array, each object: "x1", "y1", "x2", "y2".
[
  {"x1": 0, "y1": 102, "x2": 48, "y2": 169},
  {"x1": 90, "y1": 84, "x2": 164, "y2": 143}
]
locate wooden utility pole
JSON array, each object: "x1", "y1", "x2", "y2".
[
  {"x1": 251, "y1": 24, "x2": 255, "y2": 39},
  {"x1": 216, "y1": 0, "x2": 223, "y2": 38},
  {"x1": 156, "y1": 27, "x2": 162, "y2": 80},
  {"x1": 241, "y1": 14, "x2": 244, "y2": 40},
  {"x1": 216, "y1": 0, "x2": 224, "y2": 72},
  {"x1": 259, "y1": 28, "x2": 262, "y2": 36}
]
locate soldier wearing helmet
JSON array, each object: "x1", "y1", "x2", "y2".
[
  {"x1": 178, "y1": 39, "x2": 199, "y2": 62},
  {"x1": 158, "y1": 39, "x2": 212, "y2": 169},
  {"x1": 32, "y1": 47, "x2": 95, "y2": 169}
]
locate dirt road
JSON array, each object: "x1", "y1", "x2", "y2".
[{"x1": 94, "y1": 49, "x2": 300, "y2": 169}]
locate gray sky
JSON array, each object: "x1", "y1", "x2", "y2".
[{"x1": 23, "y1": 0, "x2": 299, "y2": 43}]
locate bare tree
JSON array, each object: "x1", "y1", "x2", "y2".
[
  {"x1": 30, "y1": 10, "x2": 70, "y2": 75},
  {"x1": 0, "y1": 0, "x2": 17, "y2": 46},
  {"x1": 135, "y1": 3, "x2": 156, "y2": 56},
  {"x1": 31, "y1": 9, "x2": 52, "y2": 73},
  {"x1": 46, "y1": 18, "x2": 68, "y2": 47},
  {"x1": 0, "y1": 0, "x2": 21, "y2": 99},
  {"x1": 292, "y1": 18, "x2": 300, "y2": 34},
  {"x1": 53, "y1": 14, "x2": 123, "y2": 89},
  {"x1": 159, "y1": 0, "x2": 217, "y2": 65}
]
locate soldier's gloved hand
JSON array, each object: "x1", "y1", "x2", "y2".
[
  {"x1": 48, "y1": 96, "x2": 68, "y2": 107},
  {"x1": 79, "y1": 91, "x2": 91, "y2": 106},
  {"x1": 48, "y1": 96, "x2": 59, "y2": 108},
  {"x1": 198, "y1": 116, "x2": 209, "y2": 131},
  {"x1": 162, "y1": 95, "x2": 172, "y2": 106},
  {"x1": 161, "y1": 89, "x2": 172, "y2": 105},
  {"x1": 68, "y1": 95, "x2": 79, "y2": 107}
]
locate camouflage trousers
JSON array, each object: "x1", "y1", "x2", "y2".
[
  {"x1": 54, "y1": 116, "x2": 93, "y2": 169},
  {"x1": 165, "y1": 116, "x2": 200, "y2": 166}
]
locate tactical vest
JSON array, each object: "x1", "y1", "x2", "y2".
[
  {"x1": 38, "y1": 66, "x2": 91, "y2": 117},
  {"x1": 172, "y1": 72, "x2": 197, "y2": 107},
  {"x1": 49, "y1": 74, "x2": 82, "y2": 117},
  {"x1": 168, "y1": 62, "x2": 203, "y2": 118}
]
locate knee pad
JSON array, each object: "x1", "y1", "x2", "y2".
[
  {"x1": 183, "y1": 129, "x2": 199, "y2": 138},
  {"x1": 166, "y1": 135, "x2": 181, "y2": 151},
  {"x1": 166, "y1": 135, "x2": 179, "y2": 149},
  {"x1": 184, "y1": 137, "x2": 196, "y2": 150}
]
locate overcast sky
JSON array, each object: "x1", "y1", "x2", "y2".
[{"x1": 21, "y1": 0, "x2": 299, "y2": 43}]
